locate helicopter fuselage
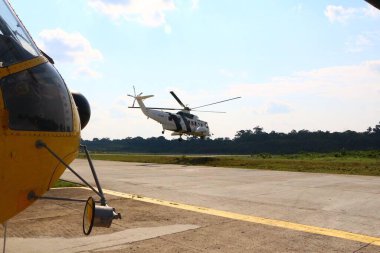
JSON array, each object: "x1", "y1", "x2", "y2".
[
  {"x1": 0, "y1": 0, "x2": 82, "y2": 223},
  {"x1": 136, "y1": 96, "x2": 210, "y2": 138}
]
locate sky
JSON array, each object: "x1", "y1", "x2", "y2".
[{"x1": 9, "y1": 0, "x2": 380, "y2": 140}]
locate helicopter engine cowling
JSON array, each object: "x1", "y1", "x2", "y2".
[{"x1": 71, "y1": 92, "x2": 91, "y2": 130}]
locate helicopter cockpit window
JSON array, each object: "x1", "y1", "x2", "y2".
[
  {"x1": 0, "y1": 0, "x2": 39, "y2": 67},
  {"x1": 0, "y1": 63, "x2": 73, "y2": 132}
]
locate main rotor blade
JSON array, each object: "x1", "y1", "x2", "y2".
[
  {"x1": 191, "y1": 96, "x2": 241, "y2": 110},
  {"x1": 170, "y1": 91, "x2": 186, "y2": 108},
  {"x1": 192, "y1": 110, "x2": 226, "y2": 113},
  {"x1": 128, "y1": 106, "x2": 182, "y2": 111}
]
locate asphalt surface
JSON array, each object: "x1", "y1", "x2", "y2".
[
  {"x1": 2, "y1": 188, "x2": 379, "y2": 253},
  {"x1": 63, "y1": 160, "x2": 380, "y2": 237}
]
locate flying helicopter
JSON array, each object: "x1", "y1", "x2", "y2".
[
  {"x1": 128, "y1": 88, "x2": 241, "y2": 140},
  {"x1": 0, "y1": 0, "x2": 120, "y2": 247}
]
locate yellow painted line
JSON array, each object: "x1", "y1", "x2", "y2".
[{"x1": 80, "y1": 187, "x2": 380, "y2": 246}]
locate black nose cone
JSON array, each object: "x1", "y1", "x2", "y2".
[{"x1": 71, "y1": 92, "x2": 91, "y2": 130}]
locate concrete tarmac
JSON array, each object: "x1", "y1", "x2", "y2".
[
  {"x1": 3, "y1": 188, "x2": 379, "y2": 252},
  {"x1": 63, "y1": 160, "x2": 380, "y2": 239}
]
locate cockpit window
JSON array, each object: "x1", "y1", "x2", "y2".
[
  {"x1": 0, "y1": 63, "x2": 73, "y2": 132},
  {"x1": 0, "y1": 0, "x2": 39, "y2": 67}
]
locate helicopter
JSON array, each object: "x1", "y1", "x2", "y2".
[
  {"x1": 365, "y1": 0, "x2": 380, "y2": 10},
  {"x1": 128, "y1": 88, "x2": 241, "y2": 140},
  {"x1": 0, "y1": 0, "x2": 119, "y2": 245}
]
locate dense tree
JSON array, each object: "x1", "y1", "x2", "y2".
[{"x1": 82, "y1": 122, "x2": 380, "y2": 154}]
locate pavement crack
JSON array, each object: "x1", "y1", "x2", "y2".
[{"x1": 352, "y1": 242, "x2": 373, "y2": 253}]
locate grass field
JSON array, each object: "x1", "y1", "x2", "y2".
[{"x1": 79, "y1": 150, "x2": 380, "y2": 176}]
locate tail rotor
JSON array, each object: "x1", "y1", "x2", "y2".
[{"x1": 127, "y1": 86, "x2": 142, "y2": 107}]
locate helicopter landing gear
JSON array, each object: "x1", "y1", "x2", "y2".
[
  {"x1": 2, "y1": 222, "x2": 7, "y2": 253},
  {"x1": 34, "y1": 141, "x2": 121, "y2": 235},
  {"x1": 178, "y1": 135, "x2": 183, "y2": 142}
]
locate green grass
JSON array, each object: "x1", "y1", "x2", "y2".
[
  {"x1": 79, "y1": 150, "x2": 380, "y2": 176},
  {"x1": 52, "y1": 179, "x2": 81, "y2": 188}
]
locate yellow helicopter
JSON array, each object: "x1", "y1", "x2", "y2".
[
  {"x1": 0, "y1": 0, "x2": 119, "y2": 241},
  {"x1": 365, "y1": 0, "x2": 379, "y2": 10}
]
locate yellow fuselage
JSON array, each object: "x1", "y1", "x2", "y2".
[
  {"x1": 0, "y1": 61, "x2": 81, "y2": 223},
  {"x1": 0, "y1": 0, "x2": 83, "y2": 224}
]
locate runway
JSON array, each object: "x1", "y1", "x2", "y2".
[{"x1": 60, "y1": 159, "x2": 380, "y2": 251}]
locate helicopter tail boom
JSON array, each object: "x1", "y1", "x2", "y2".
[
  {"x1": 135, "y1": 95, "x2": 154, "y2": 100},
  {"x1": 132, "y1": 95, "x2": 154, "y2": 118}
]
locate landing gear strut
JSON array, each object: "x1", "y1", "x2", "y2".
[{"x1": 34, "y1": 141, "x2": 121, "y2": 235}]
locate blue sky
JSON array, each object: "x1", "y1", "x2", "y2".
[{"x1": 10, "y1": 0, "x2": 380, "y2": 139}]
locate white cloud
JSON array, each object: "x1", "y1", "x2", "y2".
[
  {"x1": 76, "y1": 66, "x2": 103, "y2": 79},
  {"x1": 324, "y1": 5, "x2": 357, "y2": 23},
  {"x1": 363, "y1": 4, "x2": 380, "y2": 18},
  {"x1": 227, "y1": 61, "x2": 380, "y2": 99},
  {"x1": 222, "y1": 60, "x2": 380, "y2": 134},
  {"x1": 366, "y1": 60, "x2": 380, "y2": 72},
  {"x1": 38, "y1": 28, "x2": 103, "y2": 78},
  {"x1": 88, "y1": 0, "x2": 176, "y2": 28},
  {"x1": 266, "y1": 102, "x2": 291, "y2": 115},
  {"x1": 191, "y1": 0, "x2": 200, "y2": 10},
  {"x1": 219, "y1": 69, "x2": 248, "y2": 79},
  {"x1": 325, "y1": 4, "x2": 380, "y2": 24},
  {"x1": 346, "y1": 31, "x2": 380, "y2": 53}
]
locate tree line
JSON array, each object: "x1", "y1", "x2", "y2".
[{"x1": 82, "y1": 122, "x2": 380, "y2": 154}]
